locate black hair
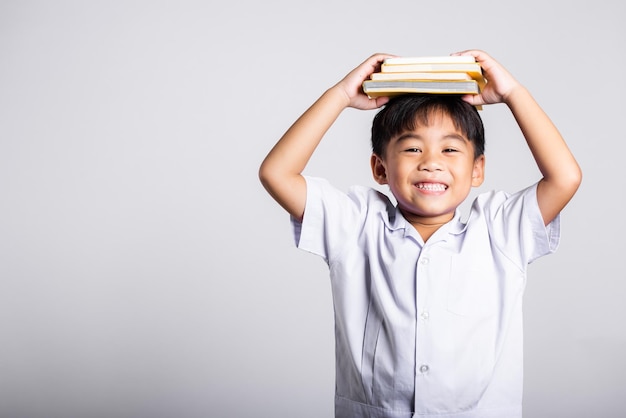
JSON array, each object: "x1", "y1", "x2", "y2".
[{"x1": 371, "y1": 94, "x2": 485, "y2": 159}]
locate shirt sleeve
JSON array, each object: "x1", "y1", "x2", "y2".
[
  {"x1": 477, "y1": 182, "x2": 561, "y2": 267},
  {"x1": 290, "y1": 176, "x2": 389, "y2": 263}
]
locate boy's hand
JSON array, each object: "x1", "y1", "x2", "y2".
[
  {"x1": 452, "y1": 49, "x2": 522, "y2": 106},
  {"x1": 333, "y1": 53, "x2": 396, "y2": 110},
  {"x1": 260, "y1": 53, "x2": 394, "y2": 221}
]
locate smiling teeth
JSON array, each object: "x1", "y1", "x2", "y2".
[{"x1": 417, "y1": 183, "x2": 447, "y2": 191}]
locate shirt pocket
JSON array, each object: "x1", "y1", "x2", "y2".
[
  {"x1": 446, "y1": 257, "x2": 500, "y2": 317},
  {"x1": 360, "y1": 303, "x2": 415, "y2": 412}
]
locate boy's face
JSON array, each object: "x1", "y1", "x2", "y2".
[{"x1": 371, "y1": 111, "x2": 485, "y2": 227}]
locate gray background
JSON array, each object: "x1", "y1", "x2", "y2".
[{"x1": 1, "y1": 1, "x2": 624, "y2": 417}]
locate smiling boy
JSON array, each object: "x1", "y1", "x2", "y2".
[
  {"x1": 370, "y1": 95, "x2": 486, "y2": 242},
  {"x1": 259, "y1": 50, "x2": 581, "y2": 417}
]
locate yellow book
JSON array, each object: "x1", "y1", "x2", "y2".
[
  {"x1": 362, "y1": 79, "x2": 480, "y2": 98},
  {"x1": 377, "y1": 56, "x2": 486, "y2": 90},
  {"x1": 380, "y1": 62, "x2": 483, "y2": 79},
  {"x1": 370, "y1": 71, "x2": 473, "y2": 81},
  {"x1": 382, "y1": 56, "x2": 477, "y2": 65},
  {"x1": 363, "y1": 56, "x2": 486, "y2": 108}
]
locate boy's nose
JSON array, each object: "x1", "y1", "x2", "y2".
[{"x1": 417, "y1": 153, "x2": 443, "y2": 171}]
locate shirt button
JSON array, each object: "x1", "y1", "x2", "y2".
[
  {"x1": 420, "y1": 257, "x2": 429, "y2": 265},
  {"x1": 420, "y1": 311, "x2": 430, "y2": 320},
  {"x1": 419, "y1": 365, "x2": 429, "y2": 374}
]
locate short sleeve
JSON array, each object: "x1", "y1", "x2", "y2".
[
  {"x1": 290, "y1": 176, "x2": 393, "y2": 263},
  {"x1": 475, "y1": 183, "x2": 561, "y2": 267}
]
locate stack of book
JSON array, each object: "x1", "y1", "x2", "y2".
[{"x1": 362, "y1": 56, "x2": 486, "y2": 98}]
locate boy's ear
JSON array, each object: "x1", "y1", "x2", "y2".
[
  {"x1": 371, "y1": 154, "x2": 388, "y2": 185},
  {"x1": 472, "y1": 155, "x2": 486, "y2": 187}
]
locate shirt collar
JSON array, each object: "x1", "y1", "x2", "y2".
[{"x1": 382, "y1": 206, "x2": 469, "y2": 241}]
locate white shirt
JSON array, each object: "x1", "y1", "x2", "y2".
[{"x1": 291, "y1": 176, "x2": 560, "y2": 418}]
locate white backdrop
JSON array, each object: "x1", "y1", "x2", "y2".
[{"x1": 1, "y1": 1, "x2": 624, "y2": 417}]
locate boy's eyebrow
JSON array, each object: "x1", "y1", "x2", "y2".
[
  {"x1": 393, "y1": 132, "x2": 469, "y2": 143},
  {"x1": 394, "y1": 133, "x2": 420, "y2": 142}
]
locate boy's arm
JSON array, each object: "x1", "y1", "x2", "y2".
[
  {"x1": 455, "y1": 50, "x2": 582, "y2": 225},
  {"x1": 259, "y1": 54, "x2": 393, "y2": 222}
]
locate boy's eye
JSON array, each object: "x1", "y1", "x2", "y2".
[
  {"x1": 443, "y1": 148, "x2": 458, "y2": 153},
  {"x1": 405, "y1": 148, "x2": 421, "y2": 153}
]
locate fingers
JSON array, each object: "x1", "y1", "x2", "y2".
[
  {"x1": 367, "y1": 52, "x2": 397, "y2": 63},
  {"x1": 376, "y1": 96, "x2": 390, "y2": 107},
  {"x1": 460, "y1": 93, "x2": 485, "y2": 107},
  {"x1": 337, "y1": 53, "x2": 396, "y2": 109},
  {"x1": 352, "y1": 91, "x2": 391, "y2": 111},
  {"x1": 344, "y1": 53, "x2": 394, "y2": 86},
  {"x1": 454, "y1": 50, "x2": 521, "y2": 104},
  {"x1": 452, "y1": 49, "x2": 489, "y2": 60},
  {"x1": 360, "y1": 52, "x2": 396, "y2": 77}
]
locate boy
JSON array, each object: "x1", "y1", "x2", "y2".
[{"x1": 259, "y1": 50, "x2": 581, "y2": 418}]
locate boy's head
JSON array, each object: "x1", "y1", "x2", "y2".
[
  {"x1": 369, "y1": 94, "x2": 486, "y2": 228},
  {"x1": 371, "y1": 94, "x2": 485, "y2": 159}
]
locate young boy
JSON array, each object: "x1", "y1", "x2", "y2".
[{"x1": 259, "y1": 50, "x2": 581, "y2": 418}]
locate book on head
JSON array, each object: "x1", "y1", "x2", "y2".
[
  {"x1": 362, "y1": 55, "x2": 486, "y2": 99},
  {"x1": 380, "y1": 62, "x2": 484, "y2": 80},
  {"x1": 369, "y1": 71, "x2": 473, "y2": 81},
  {"x1": 382, "y1": 55, "x2": 477, "y2": 65},
  {"x1": 362, "y1": 79, "x2": 480, "y2": 98}
]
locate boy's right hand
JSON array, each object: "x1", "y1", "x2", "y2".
[
  {"x1": 260, "y1": 53, "x2": 394, "y2": 222},
  {"x1": 332, "y1": 53, "x2": 396, "y2": 110}
]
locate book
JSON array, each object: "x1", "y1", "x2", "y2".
[
  {"x1": 362, "y1": 55, "x2": 486, "y2": 99},
  {"x1": 369, "y1": 71, "x2": 473, "y2": 81},
  {"x1": 362, "y1": 80, "x2": 480, "y2": 97},
  {"x1": 382, "y1": 55, "x2": 477, "y2": 65},
  {"x1": 380, "y1": 62, "x2": 484, "y2": 80}
]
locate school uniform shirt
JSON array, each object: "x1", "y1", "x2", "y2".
[{"x1": 291, "y1": 176, "x2": 560, "y2": 418}]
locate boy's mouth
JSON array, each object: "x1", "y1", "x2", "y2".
[{"x1": 415, "y1": 182, "x2": 448, "y2": 192}]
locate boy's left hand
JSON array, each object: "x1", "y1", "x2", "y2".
[{"x1": 452, "y1": 49, "x2": 522, "y2": 106}]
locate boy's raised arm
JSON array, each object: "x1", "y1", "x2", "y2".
[
  {"x1": 259, "y1": 54, "x2": 393, "y2": 221},
  {"x1": 455, "y1": 50, "x2": 582, "y2": 225}
]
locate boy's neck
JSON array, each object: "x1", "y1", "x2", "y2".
[
  {"x1": 412, "y1": 222, "x2": 446, "y2": 242},
  {"x1": 399, "y1": 210, "x2": 455, "y2": 242}
]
